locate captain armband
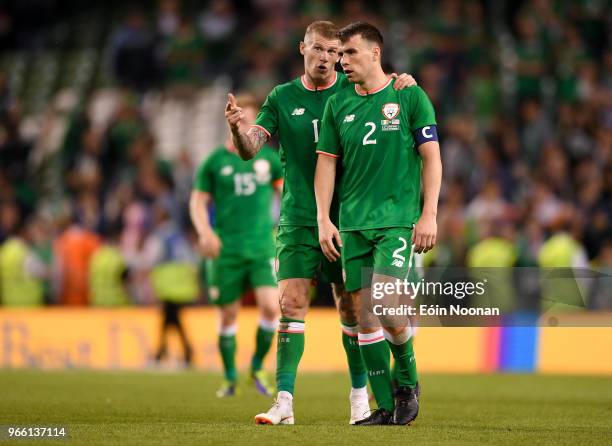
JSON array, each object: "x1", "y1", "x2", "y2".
[{"x1": 413, "y1": 125, "x2": 438, "y2": 146}]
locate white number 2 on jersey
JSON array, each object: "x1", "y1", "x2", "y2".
[{"x1": 363, "y1": 122, "x2": 377, "y2": 145}]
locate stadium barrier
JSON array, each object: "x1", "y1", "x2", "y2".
[{"x1": 0, "y1": 308, "x2": 611, "y2": 374}]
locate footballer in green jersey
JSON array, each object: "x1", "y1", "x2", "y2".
[
  {"x1": 190, "y1": 94, "x2": 282, "y2": 398},
  {"x1": 225, "y1": 20, "x2": 417, "y2": 426},
  {"x1": 315, "y1": 22, "x2": 442, "y2": 426}
]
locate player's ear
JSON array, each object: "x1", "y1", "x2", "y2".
[
  {"x1": 299, "y1": 41, "x2": 305, "y2": 55},
  {"x1": 372, "y1": 46, "x2": 381, "y2": 62}
]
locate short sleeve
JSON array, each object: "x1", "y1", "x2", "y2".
[
  {"x1": 193, "y1": 154, "x2": 215, "y2": 193},
  {"x1": 254, "y1": 88, "x2": 279, "y2": 138},
  {"x1": 408, "y1": 87, "x2": 437, "y2": 130},
  {"x1": 316, "y1": 98, "x2": 341, "y2": 158}
]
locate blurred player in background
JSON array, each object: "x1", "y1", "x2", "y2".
[
  {"x1": 225, "y1": 20, "x2": 416, "y2": 425},
  {"x1": 191, "y1": 95, "x2": 282, "y2": 397},
  {"x1": 148, "y1": 201, "x2": 197, "y2": 367},
  {"x1": 315, "y1": 22, "x2": 442, "y2": 425}
]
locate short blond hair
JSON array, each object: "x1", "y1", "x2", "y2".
[
  {"x1": 234, "y1": 94, "x2": 260, "y2": 111},
  {"x1": 304, "y1": 20, "x2": 339, "y2": 41}
]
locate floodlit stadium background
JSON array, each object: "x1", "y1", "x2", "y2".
[{"x1": 0, "y1": 0, "x2": 610, "y2": 374}]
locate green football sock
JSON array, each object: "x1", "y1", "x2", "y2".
[
  {"x1": 358, "y1": 330, "x2": 394, "y2": 411},
  {"x1": 341, "y1": 322, "x2": 367, "y2": 389},
  {"x1": 218, "y1": 330, "x2": 237, "y2": 382},
  {"x1": 251, "y1": 319, "x2": 276, "y2": 372},
  {"x1": 276, "y1": 317, "x2": 305, "y2": 395},
  {"x1": 386, "y1": 329, "x2": 418, "y2": 388}
]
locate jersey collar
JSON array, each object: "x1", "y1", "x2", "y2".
[
  {"x1": 354, "y1": 77, "x2": 393, "y2": 96},
  {"x1": 300, "y1": 71, "x2": 338, "y2": 91}
]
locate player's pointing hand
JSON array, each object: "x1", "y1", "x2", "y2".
[
  {"x1": 225, "y1": 93, "x2": 244, "y2": 130},
  {"x1": 318, "y1": 218, "x2": 342, "y2": 262}
]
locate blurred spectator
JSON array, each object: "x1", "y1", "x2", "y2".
[
  {"x1": 466, "y1": 220, "x2": 518, "y2": 312},
  {"x1": 120, "y1": 200, "x2": 154, "y2": 305},
  {"x1": 0, "y1": 216, "x2": 47, "y2": 306},
  {"x1": 53, "y1": 214, "x2": 101, "y2": 306},
  {"x1": 466, "y1": 181, "x2": 510, "y2": 229},
  {"x1": 146, "y1": 202, "x2": 197, "y2": 366},
  {"x1": 157, "y1": 0, "x2": 181, "y2": 37},
  {"x1": 514, "y1": 14, "x2": 547, "y2": 99},
  {"x1": 106, "y1": 91, "x2": 146, "y2": 178},
  {"x1": 0, "y1": 200, "x2": 21, "y2": 243},
  {"x1": 519, "y1": 98, "x2": 554, "y2": 166},
  {"x1": 162, "y1": 18, "x2": 205, "y2": 92},
  {"x1": 198, "y1": 0, "x2": 237, "y2": 74},
  {"x1": 538, "y1": 216, "x2": 591, "y2": 310},
  {"x1": 110, "y1": 9, "x2": 160, "y2": 92},
  {"x1": 588, "y1": 238, "x2": 612, "y2": 309},
  {"x1": 27, "y1": 214, "x2": 54, "y2": 303},
  {"x1": 89, "y1": 226, "x2": 130, "y2": 306},
  {"x1": 0, "y1": 107, "x2": 34, "y2": 209}
]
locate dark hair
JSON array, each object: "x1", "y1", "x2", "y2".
[{"x1": 337, "y1": 22, "x2": 384, "y2": 48}]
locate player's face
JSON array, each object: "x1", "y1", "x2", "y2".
[
  {"x1": 300, "y1": 33, "x2": 340, "y2": 83},
  {"x1": 339, "y1": 34, "x2": 379, "y2": 85}
]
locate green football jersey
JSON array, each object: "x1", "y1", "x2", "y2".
[
  {"x1": 317, "y1": 81, "x2": 437, "y2": 231},
  {"x1": 194, "y1": 145, "x2": 282, "y2": 255},
  {"x1": 254, "y1": 71, "x2": 349, "y2": 226}
]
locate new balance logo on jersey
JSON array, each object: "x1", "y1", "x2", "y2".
[
  {"x1": 291, "y1": 108, "x2": 305, "y2": 116},
  {"x1": 392, "y1": 259, "x2": 404, "y2": 268},
  {"x1": 343, "y1": 114, "x2": 355, "y2": 123}
]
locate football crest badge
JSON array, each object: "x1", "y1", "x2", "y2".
[{"x1": 381, "y1": 103, "x2": 400, "y2": 119}]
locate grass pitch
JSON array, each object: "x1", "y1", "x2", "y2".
[{"x1": 0, "y1": 370, "x2": 611, "y2": 445}]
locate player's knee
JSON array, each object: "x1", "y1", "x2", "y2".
[
  {"x1": 279, "y1": 286, "x2": 308, "y2": 319},
  {"x1": 260, "y1": 302, "x2": 279, "y2": 321},
  {"x1": 220, "y1": 307, "x2": 238, "y2": 327},
  {"x1": 382, "y1": 325, "x2": 407, "y2": 337},
  {"x1": 332, "y1": 285, "x2": 359, "y2": 324},
  {"x1": 336, "y1": 295, "x2": 358, "y2": 324}
]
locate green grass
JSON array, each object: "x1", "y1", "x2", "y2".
[{"x1": 0, "y1": 370, "x2": 611, "y2": 445}]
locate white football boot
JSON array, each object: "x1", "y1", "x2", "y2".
[
  {"x1": 349, "y1": 387, "x2": 371, "y2": 424},
  {"x1": 254, "y1": 391, "x2": 295, "y2": 425}
]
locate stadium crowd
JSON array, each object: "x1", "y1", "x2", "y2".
[{"x1": 0, "y1": 0, "x2": 610, "y2": 307}]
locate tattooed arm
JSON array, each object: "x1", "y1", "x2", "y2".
[
  {"x1": 232, "y1": 126, "x2": 269, "y2": 160},
  {"x1": 225, "y1": 93, "x2": 268, "y2": 160}
]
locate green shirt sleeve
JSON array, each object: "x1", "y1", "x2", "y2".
[
  {"x1": 254, "y1": 88, "x2": 279, "y2": 137},
  {"x1": 268, "y1": 147, "x2": 283, "y2": 182},
  {"x1": 316, "y1": 97, "x2": 341, "y2": 158},
  {"x1": 194, "y1": 153, "x2": 215, "y2": 193},
  {"x1": 408, "y1": 86, "x2": 437, "y2": 130}
]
